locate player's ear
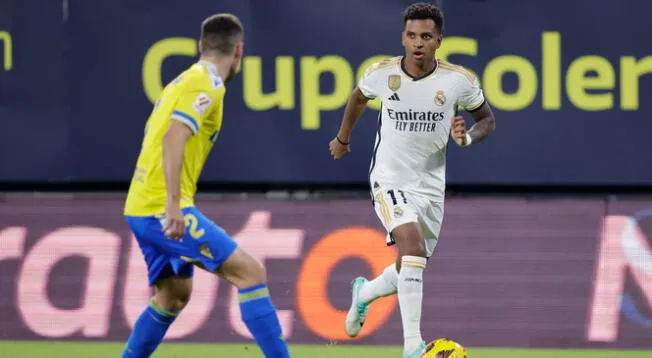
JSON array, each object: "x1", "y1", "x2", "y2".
[
  {"x1": 234, "y1": 41, "x2": 244, "y2": 58},
  {"x1": 198, "y1": 40, "x2": 203, "y2": 54}
]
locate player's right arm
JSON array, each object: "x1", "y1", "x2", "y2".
[
  {"x1": 329, "y1": 63, "x2": 379, "y2": 160},
  {"x1": 161, "y1": 80, "x2": 217, "y2": 240},
  {"x1": 329, "y1": 88, "x2": 371, "y2": 159},
  {"x1": 162, "y1": 120, "x2": 193, "y2": 240}
]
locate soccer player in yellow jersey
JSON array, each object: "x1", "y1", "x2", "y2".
[{"x1": 122, "y1": 14, "x2": 290, "y2": 358}]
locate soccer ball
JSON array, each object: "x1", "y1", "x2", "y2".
[{"x1": 421, "y1": 338, "x2": 468, "y2": 358}]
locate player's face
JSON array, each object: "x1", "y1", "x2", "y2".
[{"x1": 402, "y1": 19, "x2": 442, "y2": 65}]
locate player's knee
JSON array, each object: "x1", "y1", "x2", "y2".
[
  {"x1": 220, "y1": 248, "x2": 267, "y2": 289},
  {"x1": 399, "y1": 241, "x2": 426, "y2": 258},
  {"x1": 242, "y1": 257, "x2": 267, "y2": 287},
  {"x1": 396, "y1": 245, "x2": 427, "y2": 272},
  {"x1": 153, "y1": 291, "x2": 191, "y2": 312},
  {"x1": 395, "y1": 233, "x2": 427, "y2": 258},
  {"x1": 171, "y1": 291, "x2": 191, "y2": 311},
  {"x1": 154, "y1": 277, "x2": 193, "y2": 311},
  {"x1": 392, "y1": 223, "x2": 426, "y2": 256}
]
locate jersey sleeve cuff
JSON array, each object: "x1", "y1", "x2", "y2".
[
  {"x1": 171, "y1": 111, "x2": 199, "y2": 133},
  {"x1": 466, "y1": 99, "x2": 486, "y2": 112},
  {"x1": 358, "y1": 86, "x2": 376, "y2": 99}
]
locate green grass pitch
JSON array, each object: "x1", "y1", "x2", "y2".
[{"x1": 0, "y1": 341, "x2": 649, "y2": 358}]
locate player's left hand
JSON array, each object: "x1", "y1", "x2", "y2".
[
  {"x1": 451, "y1": 115, "x2": 470, "y2": 147},
  {"x1": 329, "y1": 136, "x2": 351, "y2": 160}
]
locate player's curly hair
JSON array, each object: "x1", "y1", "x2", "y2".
[
  {"x1": 403, "y1": 2, "x2": 444, "y2": 34},
  {"x1": 200, "y1": 13, "x2": 244, "y2": 56}
]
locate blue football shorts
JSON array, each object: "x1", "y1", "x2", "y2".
[{"x1": 125, "y1": 207, "x2": 238, "y2": 286}]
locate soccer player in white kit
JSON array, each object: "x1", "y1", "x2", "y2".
[{"x1": 328, "y1": 3, "x2": 496, "y2": 357}]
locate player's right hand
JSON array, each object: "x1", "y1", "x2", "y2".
[
  {"x1": 329, "y1": 136, "x2": 351, "y2": 160},
  {"x1": 163, "y1": 206, "x2": 186, "y2": 241}
]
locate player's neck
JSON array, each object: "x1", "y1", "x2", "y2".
[
  {"x1": 402, "y1": 57, "x2": 437, "y2": 79},
  {"x1": 199, "y1": 56, "x2": 233, "y2": 81}
]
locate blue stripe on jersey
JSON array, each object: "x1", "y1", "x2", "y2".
[{"x1": 172, "y1": 111, "x2": 199, "y2": 132}]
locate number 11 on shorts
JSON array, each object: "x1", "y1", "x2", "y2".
[{"x1": 387, "y1": 189, "x2": 408, "y2": 205}]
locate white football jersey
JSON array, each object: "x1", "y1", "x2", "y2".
[{"x1": 359, "y1": 56, "x2": 485, "y2": 201}]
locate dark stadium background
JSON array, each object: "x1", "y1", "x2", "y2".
[{"x1": 1, "y1": 0, "x2": 651, "y2": 356}]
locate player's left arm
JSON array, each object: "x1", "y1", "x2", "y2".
[
  {"x1": 452, "y1": 74, "x2": 496, "y2": 146},
  {"x1": 465, "y1": 102, "x2": 496, "y2": 144}
]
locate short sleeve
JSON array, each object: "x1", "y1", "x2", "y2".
[
  {"x1": 170, "y1": 91, "x2": 215, "y2": 134},
  {"x1": 458, "y1": 75, "x2": 486, "y2": 112},
  {"x1": 358, "y1": 63, "x2": 383, "y2": 99}
]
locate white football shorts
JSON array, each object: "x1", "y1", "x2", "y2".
[{"x1": 372, "y1": 185, "x2": 444, "y2": 257}]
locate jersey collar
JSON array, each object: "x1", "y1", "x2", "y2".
[
  {"x1": 198, "y1": 60, "x2": 219, "y2": 76},
  {"x1": 400, "y1": 56, "x2": 438, "y2": 81}
]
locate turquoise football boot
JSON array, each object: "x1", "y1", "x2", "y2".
[
  {"x1": 403, "y1": 341, "x2": 426, "y2": 358},
  {"x1": 344, "y1": 277, "x2": 370, "y2": 337}
]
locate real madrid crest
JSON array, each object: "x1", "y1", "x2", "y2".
[
  {"x1": 434, "y1": 90, "x2": 446, "y2": 106},
  {"x1": 388, "y1": 74, "x2": 401, "y2": 92},
  {"x1": 393, "y1": 206, "x2": 404, "y2": 218}
]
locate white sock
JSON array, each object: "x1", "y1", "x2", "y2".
[
  {"x1": 398, "y1": 255, "x2": 427, "y2": 353},
  {"x1": 359, "y1": 264, "x2": 398, "y2": 303}
]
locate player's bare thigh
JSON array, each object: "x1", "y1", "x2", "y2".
[
  {"x1": 391, "y1": 222, "x2": 427, "y2": 271},
  {"x1": 153, "y1": 275, "x2": 193, "y2": 311},
  {"x1": 373, "y1": 187, "x2": 428, "y2": 269},
  {"x1": 194, "y1": 247, "x2": 267, "y2": 289}
]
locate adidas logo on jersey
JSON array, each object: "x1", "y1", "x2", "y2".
[{"x1": 388, "y1": 93, "x2": 401, "y2": 101}]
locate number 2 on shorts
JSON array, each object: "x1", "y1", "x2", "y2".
[{"x1": 184, "y1": 213, "x2": 206, "y2": 239}]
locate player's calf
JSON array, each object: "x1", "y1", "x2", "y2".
[
  {"x1": 122, "y1": 276, "x2": 192, "y2": 358},
  {"x1": 216, "y1": 248, "x2": 291, "y2": 358}
]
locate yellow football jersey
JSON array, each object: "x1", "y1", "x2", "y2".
[{"x1": 124, "y1": 60, "x2": 225, "y2": 216}]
